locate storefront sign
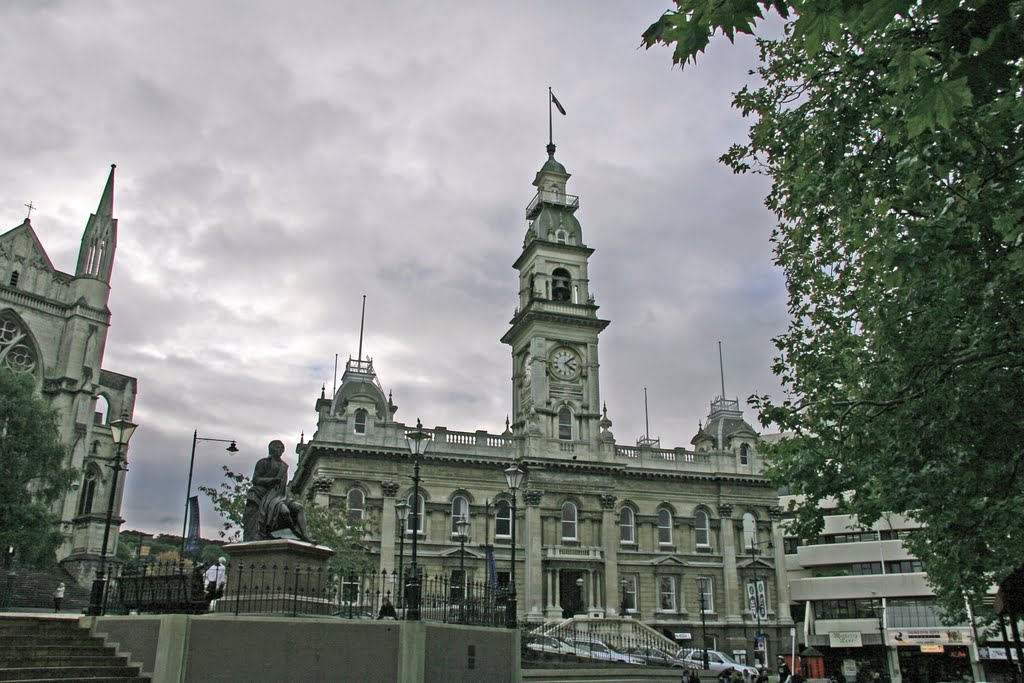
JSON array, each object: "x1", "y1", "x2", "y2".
[
  {"x1": 888, "y1": 628, "x2": 971, "y2": 647},
  {"x1": 829, "y1": 632, "x2": 864, "y2": 648},
  {"x1": 978, "y1": 647, "x2": 1020, "y2": 661},
  {"x1": 920, "y1": 645, "x2": 945, "y2": 653},
  {"x1": 674, "y1": 632, "x2": 693, "y2": 641}
]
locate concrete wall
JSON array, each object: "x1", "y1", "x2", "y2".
[{"x1": 90, "y1": 615, "x2": 519, "y2": 683}]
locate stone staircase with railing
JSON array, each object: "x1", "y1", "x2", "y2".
[
  {"x1": 0, "y1": 615, "x2": 149, "y2": 682},
  {"x1": 534, "y1": 615, "x2": 684, "y2": 654}
]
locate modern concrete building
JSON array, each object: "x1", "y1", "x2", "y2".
[
  {"x1": 0, "y1": 166, "x2": 138, "y2": 584},
  {"x1": 780, "y1": 496, "x2": 980, "y2": 683},
  {"x1": 291, "y1": 144, "x2": 793, "y2": 665}
]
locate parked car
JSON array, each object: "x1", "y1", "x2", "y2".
[
  {"x1": 678, "y1": 649, "x2": 759, "y2": 679},
  {"x1": 526, "y1": 634, "x2": 579, "y2": 657},
  {"x1": 563, "y1": 637, "x2": 647, "y2": 665},
  {"x1": 622, "y1": 645, "x2": 689, "y2": 667}
]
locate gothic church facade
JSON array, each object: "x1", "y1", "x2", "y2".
[
  {"x1": 0, "y1": 166, "x2": 138, "y2": 583},
  {"x1": 291, "y1": 146, "x2": 792, "y2": 660}
]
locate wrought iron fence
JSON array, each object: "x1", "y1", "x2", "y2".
[
  {"x1": 101, "y1": 561, "x2": 508, "y2": 627},
  {"x1": 525, "y1": 620, "x2": 693, "y2": 668}
]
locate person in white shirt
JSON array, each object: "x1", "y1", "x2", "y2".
[{"x1": 204, "y1": 557, "x2": 227, "y2": 608}]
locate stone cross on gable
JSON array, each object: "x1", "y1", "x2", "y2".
[{"x1": 24, "y1": 201, "x2": 35, "y2": 219}]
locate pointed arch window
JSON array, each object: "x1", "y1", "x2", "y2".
[
  {"x1": 619, "y1": 507, "x2": 635, "y2": 544},
  {"x1": 451, "y1": 496, "x2": 469, "y2": 535},
  {"x1": 77, "y1": 469, "x2": 98, "y2": 516},
  {"x1": 695, "y1": 509, "x2": 710, "y2": 547},
  {"x1": 658, "y1": 508, "x2": 673, "y2": 546},
  {"x1": 561, "y1": 502, "x2": 578, "y2": 540},
  {"x1": 406, "y1": 493, "x2": 425, "y2": 535},
  {"x1": 558, "y1": 406, "x2": 573, "y2": 441},
  {"x1": 0, "y1": 312, "x2": 38, "y2": 375},
  {"x1": 347, "y1": 489, "x2": 365, "y2": 521},
  {"x1": 743, "y1": 512, "x2": 758, "y2": 549},
  {"x1": 551, "y1": 268, "x2": 571, "y2": 302},
  {"x1": 354, "y1": 409, "x2": 368, "y2": 434},
  {"x1": 495, "y1": 499, "x2": 511, "y2": 538}
]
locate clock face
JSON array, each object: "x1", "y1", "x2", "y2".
[{"x1": 549, "y1": 347, "x2": 581, "y2": 380}]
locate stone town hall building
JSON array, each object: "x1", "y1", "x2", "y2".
[
  {"x1": 0, "y1": 166, "x2": 138, "y2": 584},
  {"x1": 291, "y1": 145, "x2": 792, "y2": 661}
]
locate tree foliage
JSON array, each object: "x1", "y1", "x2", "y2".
[
  {"x1": 0, "y1": 369, "x2": 76, "y2": 567},
  {"x1": 645, "y1": 0, "x2": 1024, "y2": 616},
  {"x1": 200, "y1": 466, "x2": 372, "y2": 577}
]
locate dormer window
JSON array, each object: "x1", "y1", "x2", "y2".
[
  {"x1": 354, "y1": 409, "x2": 367, "y2": 434},
  {"x1": 556, "y1": 230, "x2": 567, "y2": 244},
  {"x1": 552, "y1": 268, "x2": 571, "y2": 302},
  {"x1": 740, "y1": 443, "x2": 749, "y2": 465}
]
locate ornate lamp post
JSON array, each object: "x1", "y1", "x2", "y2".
[
  {"x1": 404, "y1": 418, "x2": 430, "y2": 621},
  {"x1": 699, "y1": 577, "x2": 710, "y2": 670},
  {"x1": 180, "y1": 430, "x2": 237, "y2": 558},
  {"x1": 456, "y1": 516, "x2": 470, "y2": 622},
  {"x1": 503, "y1": 461, "x2": 524, "y2": 629},
  {"x1": 395, "y1": 498, "x2": 409, "y2": 612},
  {"x1": 87, "y1": 413, "x2": 137, "y2": 616}
]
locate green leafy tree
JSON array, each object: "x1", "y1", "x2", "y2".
[
  {"x1": 0, "y1": 369, "x2": 76, "y2": 567},
  {"x1": 644, "y1": 0, "x2": 1024, "y2": 617},
  {"x1": 200, "y1": 466, "x2": 372, "y2": 577},
  {"x1": 200, "y1": 543, "x2": 228, "y2": 566}
]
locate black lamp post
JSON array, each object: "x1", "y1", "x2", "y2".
[
  {"x1": 503, "y1": 461, "x2": 524, "y2": 629},
  {"x1": 395, "y1": 498, "x2": 409, "y2": 612},
  {"x1": 747, "y1": 537, "x2": 774, "y2": 669},
  {"x1": 699, "y1": 578, "x2": 710, "y2": 670},
  {"x1": 404, "y1": 418, "x2": 430, "y2": 621},
  {"x1": 87, "y1": 413, "x2": 137, "y2": 616},
  {"x1": 180, "y1": 430, "x2": 237, "y2": 559},
  {"x1": 620, "y1": 577, "x2": 628, "y2": 616},
  {"x1": 456, "y1": 516, "x2": 470, "y2": 622}
]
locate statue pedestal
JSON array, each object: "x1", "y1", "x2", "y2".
[{"x1": 218, "y1": 539, "x2": 336, "y2": 616}]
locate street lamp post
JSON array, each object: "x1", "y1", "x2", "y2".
[
  {"x1": 456, "y1": 516, "x2": 470, "y2": 622},
  {"x1": 404, "y1": 419, "x2": 431, "y2": 621},
  {"x1": 874, "y1": 601, "x2": 890, "y2": 682},
  {"x1": 503, "y1": 462, "x2": 524, "y2": 629},
  {"x1": 747, "y1": 538, "x2": 774, "y2": 669},
  {"x1": 395, "y1": 499, "x2": 409, "y2": 612},
  {"x1": 620, "y1": 577, "x2": 628, "y2": 616},
  {"x1": 87, "y1": 413, "x2": 137, "y2": 616},
  {"x1": 699, "y1": 578, "x2": 710, "y2": 670},
  {"x1": 180, "y1": 430, "x2": 237, "y2": 559}
]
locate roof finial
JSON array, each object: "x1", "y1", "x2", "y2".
[
  {"x1": 97, "y1": 164, "x2": 115, "y2": 217},
  {"x1": 357, "y1": 294, "x2": 367, "y2": 362},
  {"x1": 718, "y1": 340, "x2": 727, "y2": 401},
  {"x1": 24, "y1": 201, "x2": 35, "y2": 220}
]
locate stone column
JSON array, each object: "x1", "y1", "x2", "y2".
[
  {"x1": 768, "y1": 507, "x2": 793, "y2": 624},
  {"x1": 380, "y1": 481, "x2": 400, "y2": 580},
  {"x1": 523, "y1": 488, "x2": 545, "y2": 620},
  {"x1": 600, "y1": 493, "x2": 619, "y2": 616},
  {"x1": 718, "y1": 503, "x2": 741, "y2": 624}
]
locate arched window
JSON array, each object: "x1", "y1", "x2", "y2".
[
  {"x1": 551, "y1": 268, "x2": 571, "y2": 302},
  {"x1": 739, "y1": 443, "x2": 749, "y2": 465},
  {"x1": 619, "y1": 507, "x2": 635, "y2": 544},
  {"x1": 354, "y1": 409, "x2": 368, "y2": 434},
  {"x1": 93, "y1": 395, "x2": 109, "y2": 425},
  {"x1": 406, "y1": 493, "x2": 425, "y2": 534},
  {"x1": 743, "y1": 512, "x2": 758, "y2": 549},
  {"x1": 347, "y1": 489, "x2": 364, "y2": 521},
  {"x1": 0, "y1": 312, "x2": 37, "y2": 375},
  {"x1": 556, "y1": 230, "x2": 567, "y2": 244},
  {"x1": 451, "y1": 496, "x2": 469, "y2": 535},
  {"x1": 495, "y1": 499, "x2": 511, "y2": 538},
  {"x1": 77, "y1": 469, "x2": 98, "y2": 516},
  {"x1": 695, "y1": 509, "x2": 710, "y2": 547},
  {"x1": 561, "y1": 502, "x2": 578, "y2": 540},
  {"x1": 658, "y1": 508, "x2": 673, "y2": 546},
  {"x1": 558, "y1": 406, "x2": 573, "y2": 441}
]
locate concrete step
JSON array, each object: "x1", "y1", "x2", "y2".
[
  {"x1": 0, "y1": 620, "x2": 82, "y2": 635},
  {"x1": 0, "y1": 679, "x2": 148, "y2": 683},
  {"x1": 0, "y1": 634, "x2": 99, "y2": 647},
  {"x1": 0, "y1": 666, "x2": 143, "y2": 681},
  {"x1": 1, "y1": 655, "x2": 129, "y2": 669},
  {"x1": 0, "y1": 645, "x2": 116, "y2": 659}
]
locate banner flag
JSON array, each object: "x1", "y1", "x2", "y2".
[
  {"x1": 185, "y1": 496, "x2": 202, "y2": 554},
  {"x1": 550, "y1": 90, "x2": 566, "y2": 115},
  {"x1": 756, "y1": 579, "x2": 769, "y2": 620}
]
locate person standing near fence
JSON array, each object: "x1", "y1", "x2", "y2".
[
  {"x1": 53, "y1": 582, "x2": 64, "y2": 612},
  {"x1": 204, "y1": 557, "x2": 227, "y2": 609}
]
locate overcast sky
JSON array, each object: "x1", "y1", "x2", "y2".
[{"x1": 1, "y1": 1, "x2": 787, "y2": 539}]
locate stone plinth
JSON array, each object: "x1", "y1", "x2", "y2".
[{"x1": 218, "y1": 539, "x2": 335, "y2": 616}]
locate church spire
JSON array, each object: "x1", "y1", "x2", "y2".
[{"x1": 75, "y1": 164, "x2": 119, "y2": 283}]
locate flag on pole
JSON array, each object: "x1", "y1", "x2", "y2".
[
  {"x1": 185, "y1": 495, "x2": 202, "y2": 555},
  {"x1": 486, "y1": 545, "x2": 497, "y2": 589},
  {"x1": 550, "y1": 90, "x2": 566, "y2": 115}
]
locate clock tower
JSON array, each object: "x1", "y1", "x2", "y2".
[{"x1": 501, "y1": 143, "x2": 611, "y2": 458}]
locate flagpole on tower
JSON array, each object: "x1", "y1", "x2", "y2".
[{"x1": 548, "y1": 86, "x2": 554, "y2": 146}]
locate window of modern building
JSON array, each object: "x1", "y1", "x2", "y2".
[
  {"x1": 887, "y1": 560, "x2": 924, "y2": 574},
  {"x1": 783, "y1": 537, "x2": 801, "y2": 555},
  {"x1": 887, "y1": 598, "x2": 958, "y2": 627},
  {"x1": 850, "y1": 562, "x2": 883, "y2": 575},
  {"x1": 451, "y1": 496, "x2": 469, "y2": 535},
  {"x1": 659, "y1": 575, "x2": 678, "y2": 611},
  {"x1": 495, "y1": 499, "x2": 511, "y2": 538},
  {"x1": 354, "y1": 408, "x2": 368, "y2": 434},
  {"x1": 743, "y1": 512, "x2": 758, "y2": 549},
  {"x1": 346, "y1": 489, "x2": 364, "y2": 521},
  {"x1": 561, "y1": 502, "x2": 578, "y2": 540},
  {"x1": 406, "y1": 493, "x2": 425, "y2": 534},
  {"x1": 695, "y1": 510, "x2": 710, "y2": 547},
  {"x1": 739, "y1": 443, "x2": 749, "y2": 465},
  {"x1": 619, "y1": 507, "x2": 635, "y2": 544},
  {"x1": 658, "y1": 508, "x2": 673, "y2": 546},
  {"x1": 821, "y1": 531, "x2": 883, "y2": 544},
  {"x1": 697, "y1": 576, "x2": 715, "y2": 612},
  {"x1": 558, "y1": 406, "x2": 573, "y2": 440},
  {"x1": 622, "y1": 574, "x2": 638, "y2": 612},
  {"x1": 813, "y1": 598, "x2": 883, "y2": 620}
]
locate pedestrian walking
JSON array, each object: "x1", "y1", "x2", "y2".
[
  {"x1": 204, "y1": 557, "x2": 227, "y2": 609},
  {"x1": 53, "y1": 582, "x2": 65, "y2": 612}
]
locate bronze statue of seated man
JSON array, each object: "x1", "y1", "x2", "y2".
[{"x1": 242, "y1": 439, "x2": 314, "y2": 543}]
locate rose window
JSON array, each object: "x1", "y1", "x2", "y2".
[{"x1": 0, "y1": 314, "x2": 37, "y2": 375}]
